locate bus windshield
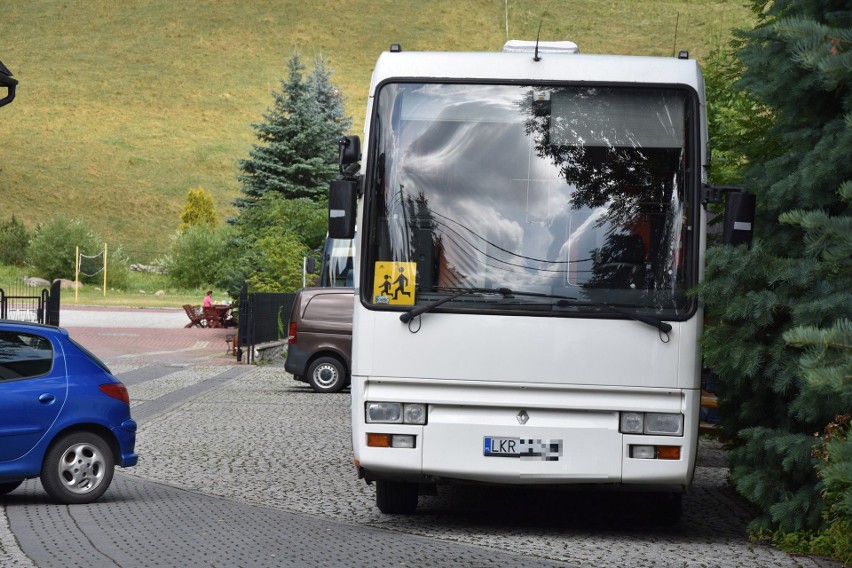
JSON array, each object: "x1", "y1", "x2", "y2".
[{"x1": 363, "y1": 82, "x2": 697, "y2": 318}]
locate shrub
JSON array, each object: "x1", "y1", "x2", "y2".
[
  {"x1": 244, "y1": 231, "x2": 308, "y2": 292},
  {"x1": 0, "y1": 215, "x2": 30, "y2": 267},
  {"x1": 162, "y1": 224, "x2": 229, "y2": 289},
  {"x1": 179, "y1": 186, "x2": 217, "y2": 232},
  {"x1": 27, "y1": 216, "x2": 100, "y2": 281},
  {"x1": 105, "y1": 245, "x2": 132, "y2": 290}
]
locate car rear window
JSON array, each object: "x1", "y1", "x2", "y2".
[{"x1": 0, "y1": 330, "x2": 54, "y2": 380}]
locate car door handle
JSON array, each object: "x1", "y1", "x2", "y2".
[{"x1": 38, "y1": 393, "x2": 56, "y2": 404}]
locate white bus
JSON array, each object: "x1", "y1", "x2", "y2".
[{"x1": 328, "y1": 41, "x2": 754, "y2": 520}]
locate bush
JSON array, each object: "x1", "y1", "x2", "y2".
[
  {"x1": 0, "y1": 215, "x2": 30, "y2": 267},
  {"x1": 27, "y1": 216, "x2": 100, "y2": 281},
  {"x1": 105, "y1": 245, "x2": 132, "y2": 290},
  {"x1": 162, "y1": 224, "x2": 229, "y2": 289},
  {"x1": 243, "y1": 231, "x2": 308, "y2": 292},
  {"x1": 179, "y1": 186, "x2": 217, "y2": 232}
]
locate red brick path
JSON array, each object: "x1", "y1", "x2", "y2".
[{"x1": 60, "y1": 306, "x2": 240, "y2": 366}]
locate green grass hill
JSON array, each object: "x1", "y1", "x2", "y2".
[{"x1": 2, "y1": 0, "x2": 754, "y2": 258}]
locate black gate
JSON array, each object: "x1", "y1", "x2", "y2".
[
  {"x1": 0, "y1": 280, "x2": 60, "y2": 326},
  {"x1": 236, "y1": 284, "x2": 296, "y2": 364}
]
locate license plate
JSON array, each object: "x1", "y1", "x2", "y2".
[{"x1": 483, "y1": 437, "x2": 563, "y2": 461}]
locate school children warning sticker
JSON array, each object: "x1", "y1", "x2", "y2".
[{"x1": 373, "y1": 262, "x2": 416, "y2": 306}]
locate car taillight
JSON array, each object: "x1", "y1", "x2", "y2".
[
  {"x1": 288, "y1": 322, "x2": 297, "y2": 344},
  {"x1": 99, "y1": 383, "x2": 130, "y2": 404}
]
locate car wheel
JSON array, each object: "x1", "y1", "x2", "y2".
[
  {"x1": 376, "y1": 480, "x2": 418, "y2": 514},
  {"x1": 0, "y1": 481, "x2": 22, "y2": 496},
  {"x1": 307, "y1": 356, "x2": 347, "y2": 393},
  {"x1": 40, "y1": 432, "x2": 115, "y2": 504}
]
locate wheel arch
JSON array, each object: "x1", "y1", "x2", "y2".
[
  {"x1": 46, "y1": 423, "x2": 121, "y2": 467},
  {"x1": 306, "y1": 349, "x2": 350, "y2": 380}
]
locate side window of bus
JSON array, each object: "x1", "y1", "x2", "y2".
[{"x1": 0, "y1": 331, "x2": 54, "y2": 381}]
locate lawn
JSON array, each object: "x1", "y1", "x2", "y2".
[
  {"x1": 0, "y1": 264, "x2": 211, "y2": 309},
  {"x1": 2, "y1": 0, "x2": 755, "y2": 257}
]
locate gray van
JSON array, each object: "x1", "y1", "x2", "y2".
[{"x1": 284, "y1": 287, "x2": 353, "y2": 393}]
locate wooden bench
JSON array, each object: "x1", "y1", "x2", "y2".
[{"x1": 183, "y1": 304, "x2": 205, "y2": 328}]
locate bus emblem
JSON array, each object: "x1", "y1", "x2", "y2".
[{"x1": 517, "y1": 410, "x2": 529, "y2": 425}]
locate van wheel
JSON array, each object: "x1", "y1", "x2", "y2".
[
  {"x1": 376, "y1": 480, "x2": 418, "y2": 514},
  {"x1": 0, "y1": 481, "x2": 22, "y2": 496},
  {"x1": 307, "y1": 356, "x2": 346, "y2": 393}
]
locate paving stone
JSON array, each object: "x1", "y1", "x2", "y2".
[{"x1": 1, "y1": 310, "x2": 843, "y2": 567}]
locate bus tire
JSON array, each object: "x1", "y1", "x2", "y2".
[
  {"x1": 376, "y1": 480, "x2": 418, "y2": 514},
  {"x1": 655, "y1": 492, "x2": 683, "y2": 525}
]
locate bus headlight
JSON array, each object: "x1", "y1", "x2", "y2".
[
  {"x1": 644, "y1": 413, "x2": 683, "y2": 436},
  {"x1": 620, "y1": 412, "x2": 644, "y2": 434},
  {"x1": 366, "y1": 402, "x2": 427, "y2": 425},
  {"x1": 366, "y1": 402, "x2": 402, "y2": 423},
  {"x1": 403, "y1": 403, "x2": 426, "y2": 425},
  {"x1": 620, "y1": 412, "x2": 683, "y2": 436}
]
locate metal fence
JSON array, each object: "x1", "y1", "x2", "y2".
[
  {"x1": 0, "y1": 280, "x2": 60, "y2": 326},
  {"x1": 236, "y1": 285, "x2": 296, "y2": 364}
]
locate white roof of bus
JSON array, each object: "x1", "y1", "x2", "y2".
[{"x1": 368, "y1": 49, "x2": 704, "y2": 94}]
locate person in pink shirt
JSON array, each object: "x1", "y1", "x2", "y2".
[{"x1": 203, "y1": 290, "x2": 213, "y2": 307}]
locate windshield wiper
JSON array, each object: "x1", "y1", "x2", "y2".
[
  {"x1": 553, "y1": 297, "x2": 672, "y2": 333},
  {"x1": 399, "y1": 287, "x2": 672, "y2": 333},
  {"x1": 399, "y1": 287, "x2": 513, "y2": 323}
]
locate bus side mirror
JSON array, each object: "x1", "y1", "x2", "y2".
[
  {"x1": 329, "y1": 178, "x2": 357, "y2": 239},
  {"x1": 703, "y1": 184, "x2": 756, "y2": 247},
  {"x1": 339, "y1": 136, "x2": 360, "y2": 168},
  {"x1": 722, "y1": 191, "x2": 756, "y2": 247},
  {"x1": 305, "y1": 257, "x2": 317, "y2": 274},
  {"x1": 0, "y1": 59, "x2": 18, "y2": 109}
]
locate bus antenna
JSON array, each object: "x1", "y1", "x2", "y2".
[
  {"x1": 672, "y1": 12, "x2": 680, "y2": 57},
  {"x1": 534, "y1": 22, "x2": 542, "y2": 61}
]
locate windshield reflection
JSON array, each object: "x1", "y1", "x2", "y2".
[{"x1": 364, "y1": 83, "x2": 695, "y2": 316}]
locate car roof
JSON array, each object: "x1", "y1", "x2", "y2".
[
  {"x1": 297, "y1": 287, "x2": 353, "y2": 298},
  {"x1": 0, "y1": 320, "x2": 69, "y2": 337}
]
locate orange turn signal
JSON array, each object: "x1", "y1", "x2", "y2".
[
  {"x1": 657, "y1": 446, "x2": 681, "y2": 460},
  {"x1": 366, "y1": 433, "x2": 391, "y2": 448}
]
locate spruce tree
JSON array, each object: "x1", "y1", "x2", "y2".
[
  {"x1": 699, "y1": 0, "x2": 852, "y2": 533},
  {"x1": 235, "y1": 52, "x2": 350, "y2": 210},
  {"x1": 231, "y1": 52, "x2": 350, "y2": 292}
]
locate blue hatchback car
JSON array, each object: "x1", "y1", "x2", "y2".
[{"x1": 0, "y1": 320, "x2": 137, "y2": 504}]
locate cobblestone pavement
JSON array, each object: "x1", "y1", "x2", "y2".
[{"x1": 0, "y1": 308, "x2": 842, "y2": 567}]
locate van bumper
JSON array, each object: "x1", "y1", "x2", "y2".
[{"x1": 284, "y1": 345, "x2": 309, "y2": 378}]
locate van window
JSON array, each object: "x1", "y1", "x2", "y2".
[{"x1": 304, "y1": 295, "x2": 353, "y2": 323}]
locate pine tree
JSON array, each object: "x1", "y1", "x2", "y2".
[
  {"x1": 698, "y1": 0, "x2": 852, "y2": 533},
  {"x1": 235, "y1": 52, "x2": 350, "y2": 210}
]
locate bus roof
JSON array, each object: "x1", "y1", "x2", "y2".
[{"x1": 368, "y1": 48, "x2": 704, "y2": 95}]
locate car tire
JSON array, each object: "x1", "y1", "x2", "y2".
[
  {"x1": 0, "y1": 481, "x2": 22, "y2": 496},
  {"x1": 307, "y1": 356, "x2": 347, "y2": 393},
  {"x1": 40, "y1": 431, "x2": 115, "y2": 504},
  {"x1": 376, "y1": 480, "x2": 418, "y2": 514}
]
